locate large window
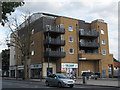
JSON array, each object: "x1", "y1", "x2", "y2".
[
  {"x1": 31, "y1": 50, "x2": 35, "y2": 56},
  {"x1": 102, "y1": 40, "x2": 105, "y2": 44},
  {"x1": 69, "y1": 26, "x2": 73, "y2": 31},
  {"x1": 60, "y1": 48, "x2": 64, "y2": 52},
  {"x1": 69, "y1": 48, "x2": 74, "y2": 54},
  {"x1": 31, "y1": 41, "x2": 34, "y2": 46},
  {"x1": 102, "y1": 50, "x2": 106, "y2": 55},
  {"x1": 31, "y1": 29, "x2": 34, "y2": 34},
  {"x1": 101, "y1": 29, "x2": 104, "y2": 34},
  {"x1": 69, "y1": 37, "x2": 73, "y2": 42},
  {"x1": 61, "y1": 35, "x2": 63, "y2": 40}
]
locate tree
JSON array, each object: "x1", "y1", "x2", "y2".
[
  {"x1": 1, "y1": 1, "x2": 24, "y2": 26},
  {"x1": 7, "y1": 13, "x2": 32, "y2": 80},
  {"x1": 2, "y1": 49, "x2": 10, "y2": 77}
]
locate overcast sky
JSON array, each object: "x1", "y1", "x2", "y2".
[{"x1": 0, "y1": 0, "x2": 119, "y2": 59}]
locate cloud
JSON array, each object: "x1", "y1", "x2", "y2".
[{"x1": 0, "y1": 0, "x2": 119, "y2": 59}]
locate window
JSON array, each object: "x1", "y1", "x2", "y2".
[
  {"x1": 69, "y1": 37, "x2": 73, "y2": 42},
  {"x1": 60, "y1": 48, "x2": 64, "y2": 52},
  {"x1": 102, "y1": 40, "x2": 105, "y2": 44},
  {"x1": 22, "y1": 43, "x2": 25, "y2": 47},
  {"x1": 31, "y1": 41, "x2": 34, "y2": 45},
  {"x1": 69, "y1": 26, "x2": 73, "y2": 31},
  {"x1": 31, "y1": 29, "x2": 34, "y2": 34},
  {"x1": 60, "y1": 24, "x2": 63, "y2": 28},
  {"x1": 18, "y1": 55, "x2": 20, "y2": 59},
  {"x1": 31, "y1": 50, "x2": 35, "y2": 56},
  {"x1": 101, "y1": 29, "x2": 104, "y2": 34},
  {"x1": 61, "y1": 35, "x2": 63, "y2": 40},
  {"x1": 69, "y1": 48, "x2": 74, "y2": 54},
  {"x1": 46, "y1": 25, "x2": 51, "y2": 31},
  {"x1": 102, "y1": 50, "x2": 106, "y2": 55}
]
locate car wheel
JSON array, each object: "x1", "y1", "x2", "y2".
[
  {"x1": 45, "y1": 81, "x2": 49, "y2": 86},
  {"x1": 58, "y1": 82, "x2": 62, "y2": 88},
  {"x1": 70, "y1": 85, "x2": 73, "y2": 88}
]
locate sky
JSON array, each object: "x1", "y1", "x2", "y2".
[{"x1": 0, "y1": 0, "x2": 119, "y2": 60}]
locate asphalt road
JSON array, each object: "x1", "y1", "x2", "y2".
[{"x1": 2, "y1": 79, "x2": 119, "y2": 89}]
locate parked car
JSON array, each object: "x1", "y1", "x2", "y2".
[
  {"x1": 45, "y1": 73, "x2": 75, "y2": 88},
  {"x1": 94, "y1": 72, "x2": 100, "y2": 78},
  {"x1": 82, "y1": 72, "x2": 98, "y2": 80}
]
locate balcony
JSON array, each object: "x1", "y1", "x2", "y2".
[
  {"x1": 44, "y1": 38, "x2": 65, "y2": 46},
  {"x1": 44, "y1": 26, "x2": 65, "y2": 34},
  {"x1": 79, "y1": 42, "x2": 100, "y2": 49},
  {"x1": 79, "y1": 54, "x2": 101, "y2": 61},
  {"x1": 79, "y1": 31, "x2": 99, "y2": 39},
  {"x1": 44, "y1": 51, "x2": 66, "y2": 58}
]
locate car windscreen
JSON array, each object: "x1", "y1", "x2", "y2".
[{"x1": 56, "y1": 74, "x2": 68, "y2": 79}]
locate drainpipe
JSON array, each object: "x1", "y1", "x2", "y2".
[
  {"x1": 76, "y1": 24, "x2": 79, "y2": 77},
  {"x1": 47, "y1": 31, "x2": 50, "y2": 76}
]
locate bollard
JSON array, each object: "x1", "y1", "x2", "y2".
[{"x1": 83, "y1": 76, "x2": 86, "y2": 84}]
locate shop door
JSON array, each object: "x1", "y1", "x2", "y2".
[{"x1": 102, "y1": 70, "x2": 106, "y2": 78}]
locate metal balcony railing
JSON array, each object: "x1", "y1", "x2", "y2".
[
  {"x1": 44, "y1": 38, "x2": 65, "y2": 46},
  {"x1": 44, "y1": 50, "x2": 66, "y2": 58},
  {"x1": 79, "y1": 31, "x2": 99, "y2": 37},
  {"x1": 81, "y1": 52, "x2": 100, "y2": 55},
  {"x1": 79, "y1": 42, "x2": 100, "y2": 48},
  {"x1": 44, "y1": 26, "x2": 65, "y2": 34}
]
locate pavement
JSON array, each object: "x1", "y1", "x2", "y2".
[{"x1": 2, "y1": 77, "x2": 120, "y2": 88}]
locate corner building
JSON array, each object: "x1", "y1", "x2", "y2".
[{"x1": 9, "y1": 13, "x2": 114, "y2": 78}]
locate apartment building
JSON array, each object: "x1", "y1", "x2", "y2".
[{"x1": 9, "y1": 13, "x2": 114, "y2": 78}]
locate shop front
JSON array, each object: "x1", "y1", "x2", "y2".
[
  {"x1": 9, "y1": 66, "x2": 15, "y2": 78},
  {"x1": 31, "y1": 63, "x2": 42, "y2": 79},
  {"x1": 17, "y1": 65, "x2": 24, "y2": 78},
  {"x1": 61, "y1": 63, "x2": 78, "y2": 78}
]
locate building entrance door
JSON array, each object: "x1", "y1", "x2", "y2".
[{"x1": 47, "y1": 68, "x2": 53, "y2": 75}]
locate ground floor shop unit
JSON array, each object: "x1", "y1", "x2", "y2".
[{"x1": 9, "y1": 60, "x2": 114, "y2": 79}]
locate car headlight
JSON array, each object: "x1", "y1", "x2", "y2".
[
  {"x1": 73, "y1": 80, "x2": 75, "y2": 83},
  {"x1": 63, "y1": 80, "x2": 68, "y2": 83}
]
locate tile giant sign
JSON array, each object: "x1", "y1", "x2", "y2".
[
  {"x1": 61, "y1": 63, "x2": 78, "y2": 68},
  {"x1": 61, "y1": 63, "x2": 78, "y2": 72}
]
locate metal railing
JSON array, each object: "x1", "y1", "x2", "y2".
[
  {"x1": 81, "y1": 52, "x2": 100, "y2": 55},
  {"x1": 44, "y1": 26, "x2": 65, "y2": 34},
  {"x1": 79, "y1": 31, "x2": 99, "y2": 37},
  {"x1": 44, "y1": 50, "x2": 66, "y2": 58},
  {"x1": 79, "y1": 42, "x2": 100, "y2": 48},
  {"x1": 44, "y1": 38, "x2": 65, "y2": 46}
]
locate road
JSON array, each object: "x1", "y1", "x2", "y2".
[{"x1": 2, "y1": 79, "x2": 119, "y2": 89}]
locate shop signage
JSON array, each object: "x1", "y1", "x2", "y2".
[
  {"x1": 17, "y1": 65, "x2": 24, "y2": 70},
  {"x1": 61, "y1": 63, "x2": 78, "y2": 68},
  {"x1": 9, "y1": 66, "x2": 15, "y2": 70},
  {"x1": 31, "y1": 64, "x2": 42, "y2": 69}
]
